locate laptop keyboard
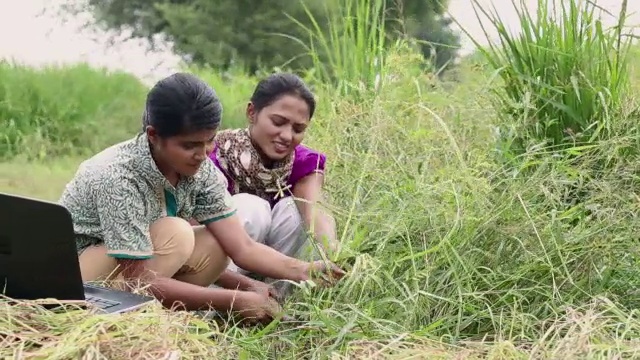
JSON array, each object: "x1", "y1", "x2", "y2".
[{"x1": 85, "y1": 296, "x2": 120, "y2": 310}]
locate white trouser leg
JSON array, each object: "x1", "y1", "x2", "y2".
[
  {"x1": 266, "y1": 196, "x2": 321, "y2": 299},
  {"x1": 225, "y1": 193, "x2": 272, "y2": 275}
]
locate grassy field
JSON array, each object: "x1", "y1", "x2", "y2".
[{"x1": 3, "y1": 0, "x2": 640, "y2": 358}]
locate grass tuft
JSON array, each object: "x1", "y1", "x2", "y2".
[
  {"x1": 461, "y1": 0, "x2": 633, "y2": 159},
  {"x1": 281, "y1": 0, "x2": 388, "y2": 98}
]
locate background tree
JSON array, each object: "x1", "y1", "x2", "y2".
[{"x1": 65, "y1": 0, "x2": 460, "y2": 74}]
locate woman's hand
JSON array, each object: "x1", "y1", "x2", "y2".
[
  {"x1": 300, "y1": 260, "x2": 346, "y2": 286},
  {"x1": 245, "y1": 279, "x2": 278, "y2": 299},
  {"x1": 233, "y1": 291, "x2": 282, "y2": 326}
]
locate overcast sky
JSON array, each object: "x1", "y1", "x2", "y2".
[{"x1": 0, "y1": 0, "x2": 637, "y2": 84}]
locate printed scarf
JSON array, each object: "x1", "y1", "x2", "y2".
[{"x1": 215, "y1": 128, "x2": 294, "y2": 201}]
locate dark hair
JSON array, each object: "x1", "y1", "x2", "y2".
[
  {"x1": 142, "y1": 72, "x2": 222, "y2": 137},
  {"x1": 250, "y1": 73, "x2": 316, "y2": 119}
]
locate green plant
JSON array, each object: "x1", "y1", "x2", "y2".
[
  {"x1": 0, "y1": 61, "x2": 146, "y2": 159},
  {"x1": 459, "y1": 0, "x2": 632, "y2": 158},
  {"x1": 281, "y1": 0, "x2": 388, "y2": 98}
]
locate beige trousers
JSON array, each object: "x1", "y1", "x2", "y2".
[{"x1": 79, "y1": 217, "x2": 229, "y2": 287}]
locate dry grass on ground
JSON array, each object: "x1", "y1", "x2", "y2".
[{"x1": 2, "y1": 297, "x2": 640, "y2": 359}]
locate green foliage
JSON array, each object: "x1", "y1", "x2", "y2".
[
  {"x1": 286, "y1": 0, "x2": 388, "y2": 98},
  {"x1": 414, "y1": 15, "x2": 461, "y2": 72},
  {"x1": 71, "y1": 0, "x2": 323, "y2": 72},
  {"x1": 154, "y1": 0, "x2": 326, "y2": 73},
  {"x1": 0, "y1": 63, "x2": 256, "y2": 160},
  {"x1": 385, "y1": 0, "x2": 460, "y2": 72},
  {"x1": 296, "y1": 44, "x2": 640, "y2": 339},
  {"x1": 462, "y1": 0, "x2": 633, "y2": 158},
  {"x1": 4, "y1": 42, "x2": 640, "y2": 355},
  {"x1": 0, "y1": 61, "x2": 146, "y2": 160}
]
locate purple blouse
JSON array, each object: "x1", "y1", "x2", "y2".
[{"x1": 209, "y1": 143, "x2": 327, "y2": 206}]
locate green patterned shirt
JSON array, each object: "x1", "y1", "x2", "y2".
[{"x1": 59, "y1": 133, "x2": 236, "y2": 259}]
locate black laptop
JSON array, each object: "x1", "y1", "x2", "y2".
[{"x1": 0, "y1": 192, "x2": 155, "y2": 314}]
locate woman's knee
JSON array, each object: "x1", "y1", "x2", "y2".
[
  {"x1": 232, "y1": 193, "x2": 272, "y2": 243},
  {"x1": 268, "y1": 197, "x2": 308, "y2": 257},
  {"x1": 194, "y1": 226, "x2": 230, "y2": 267},
  {"x1": 177, "y1": 226, "x2": 231, "y2": 286},
  {"x1": 271, "y1": 197, "x2": 304, "y2": 232},
  {"x1": 149, "y1": 217, "x2": 196, "y2": 261},
  {"x1": 78, "y1": 245, "x2": 118, "y2": 282}
]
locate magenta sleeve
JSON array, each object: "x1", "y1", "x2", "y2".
[{"x1": 289, "y1": 144, "x2": 327, "y2": 186}]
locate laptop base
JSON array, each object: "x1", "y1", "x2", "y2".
[{"x1": 83, "y1": 284, "x2": 155, "y2": 314}]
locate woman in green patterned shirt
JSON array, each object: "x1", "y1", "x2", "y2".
[{"x1": 59, "y1": 72, "x2": 345, "y2": 324}]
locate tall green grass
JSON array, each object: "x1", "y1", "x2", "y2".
[
  {"x1": 4, "y1": 51, "x2": 640, "y2": 356},
  {"x1": 460, "y1": 0, "x2": 633, "y2": 159},
  {"x1": 294, "y1": 43, "x2": 640, "y2": 341},
  {"x1": 0, "y1": 61, "x2": 146, "y2": 159},
  {"x1": 277, "y1": 0, "x2": 640, "y2": 350},
  {"x1": 284, "y1": 0, "x2": 388, "y2": 97}
]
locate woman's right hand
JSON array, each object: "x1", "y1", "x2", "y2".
[
  {"x1": 302, "y1": 260, "x2": 347, "y2": 286},
  {"x1": 234, "y1": 291, "x2": 282, "y2": 325}
]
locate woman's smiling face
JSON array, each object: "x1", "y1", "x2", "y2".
[{"x1": 247, "y1": 94, "x2": 311, "y2": 162}]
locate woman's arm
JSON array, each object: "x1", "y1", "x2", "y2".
[
  {"x1": 117, "y1": 258, "x2": 247, "y2": 311},
  {"x1": 292, "y1": 172, "x2": 339, "y2": 253},
  {"x1": 215, "y1": 269, "x2": 273, "y2": 293},
  {"x1": 205, "y1": 215, "x2": 309, "y2": 281},
  {"x1": 196, "y1": 160, "x2": 343, "y2": 285},
  {"x1": 205, "y1": 216, "x2": 345, "y2": 286}
]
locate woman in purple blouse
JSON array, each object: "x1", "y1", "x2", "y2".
[{"x1": 210, "y1": 73, "x2": 339, "y2": 296}]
